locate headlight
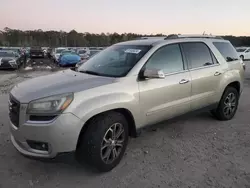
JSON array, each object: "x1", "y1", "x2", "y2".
[
  {"x1": 9, "y1": 60, "x2": 16, "y2": 64},
  {"x1": 27, "y1": 93, "x2": 74, "y2": 114}
]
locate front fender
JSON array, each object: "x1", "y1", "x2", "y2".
[{"x1": 68, "y1": 92, "x2": 141, "y2": 127}]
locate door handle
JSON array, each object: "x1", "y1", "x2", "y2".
[
  {"x1": 179, "y1": 79, "x2": 189, "y2": 84},
  {"x1": 214, "y1": 72, "x2": 222, "y2": 76}
]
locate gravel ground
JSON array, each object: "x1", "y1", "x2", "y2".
[{"x1": 0, "y1": 61, "x2": 250, "y2": 188}]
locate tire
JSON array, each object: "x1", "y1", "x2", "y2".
[
  {"x1": 211, "y1": 87, "x2": 239, "y2": 121},
  {"x1": 240, "y1": 55, "x2": 244, "y2": 61},
  {"x1": 76, "y1": 112, "x2": 129, "y2": 172}
]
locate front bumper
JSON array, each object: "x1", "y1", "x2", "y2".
[
  {"x1": 30, "y1": 53, "x2": 43, "y2": 57},
  {"x1": 0, "y1": 62, "x2": 18, "y2": 69},
  {"x1": 10, "y1": 113, "x2": 83, "y2": 158}
]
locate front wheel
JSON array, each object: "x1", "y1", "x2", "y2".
[
  {"x1": 76, "y1": 112, "x2": 129, "y2": 172},
  {"x1": 211, "y1": 87, "x2": 239, "y2": 121}
]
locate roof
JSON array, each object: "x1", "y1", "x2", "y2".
[
  {"x1": 115, "y1": 35, "x2": 226, "y2": 47},
  {"x1": 0, "y1": 50, "x2": 15, "y2": 53}
]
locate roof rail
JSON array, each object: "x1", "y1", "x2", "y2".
[
  {"x1": 138, "y1": 36, "x2": 167, "y2": 40},
  {"x1": 165, "y1": 34, "x2": 224, "y2": 40}
]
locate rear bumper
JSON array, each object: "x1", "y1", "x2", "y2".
[{"x1": 10, "y1": 113, "x2": 83, "y2": 158}]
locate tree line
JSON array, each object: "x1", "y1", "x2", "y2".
[{"x1": 0, "y1": 27, "x2": 250, "y2": 47}]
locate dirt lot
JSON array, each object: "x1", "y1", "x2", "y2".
[{"x1": 0, "y1": 61, "x2": 250, "y2": 188}]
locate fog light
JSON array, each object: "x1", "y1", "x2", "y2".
[{"x1": 27, "y1": 140, "x2": 49, "y2": 151}]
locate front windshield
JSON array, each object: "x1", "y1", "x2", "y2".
[
  {"x1": 0, "y1": 52, "x2": 15, "y2": 57},
  {"x1": 61, "y1": 50, "x2": 72, "y2": 54},
  {"x1": 78, "y1": 45, "x2": 151, "y2": 77},
  {"x1": 78, "y1": 50, "x2": 86, "y2": 54},
  {"x1": 236, "y1": 48, "x2": 247, "y2": 52},
  {"x1": 90, "y1": 50, "x2": 100, "y2": 56}
]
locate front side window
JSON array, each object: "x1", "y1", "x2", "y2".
[
  {"x1": 78, "y1": 45, "x2": 151, "y2": 77},
  {"x1": 145, "y1": 44, "x2": 184, "y2": 74},
  {"x1": 56, "y1": 49, "x2": 66, "y2": 53},
  {"x1": 213, "y1": 42, "x2": 239, "y2": 62}
]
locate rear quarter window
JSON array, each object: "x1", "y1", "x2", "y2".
[{"x1": 213, "y1": 42, "x2": 239, "y2": 62}]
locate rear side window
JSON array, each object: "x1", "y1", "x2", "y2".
[
  {"x1": 182, "y1": 42, "x2": 214, "y2": 69},
  {"x1": 213, "y1": 42, "x2": 239, "y2": 62}
]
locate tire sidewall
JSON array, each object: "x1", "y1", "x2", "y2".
[{"x1": 77, "y1": 112, "x2": 129, "y2": 172}]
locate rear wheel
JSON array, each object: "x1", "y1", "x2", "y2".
[
  {"x1": 76, "y1": 112, "x2": 129, "y2": 172},
  {"x1": 211, "y1": 87, "x2": 239, "y2": 121}
]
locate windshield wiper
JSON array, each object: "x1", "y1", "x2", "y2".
[{"x1": 79, "y1": 70, "x2": 101, "y2": 76}]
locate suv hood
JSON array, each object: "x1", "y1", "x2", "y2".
[{"x1": 11, "y1": 69, "x2": 115, "y2": 103}]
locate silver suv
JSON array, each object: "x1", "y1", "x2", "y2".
[{"x1": 9, "y1": 35, "x2": 244, "y2": 172}]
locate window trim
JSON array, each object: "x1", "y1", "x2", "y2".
[
  {"x1": 180, "y1": 42, "x2": 220, "y2": 71},
  {"x1": 139, "y1": 43, "x2": 187, "y2": 77}
]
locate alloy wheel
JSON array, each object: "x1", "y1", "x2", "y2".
[
  {"x1": 101, "y1": 123, "x2": 125, "y2": 164},
  {"x1": 223, "y1": 92, "x2": 237, "y2": 118}
]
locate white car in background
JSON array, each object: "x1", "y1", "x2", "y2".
[
  {"x1": 75, "y1": 49, "x2": 102, "y2": 68},
  {"x1": 52, "y1": 47, "x2": 67, "y2": 62},
  {"x1": 236, "y1": 47, "x2": 250, "y2": 60},
  {"x1": 77, "y1": 49, "x2": 89, "y2": 60}
]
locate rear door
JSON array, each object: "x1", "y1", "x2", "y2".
[{"x1": 181, "y1": 42, "x2": 223, "y2": 110}]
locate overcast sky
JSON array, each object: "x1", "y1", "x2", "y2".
[{"x1": 0, "y1": 0, "x2": 249, "y2": 36}]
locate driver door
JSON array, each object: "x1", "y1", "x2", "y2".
[{"x1": 138, "y1": 44, "x2": 191, "y2": 126}]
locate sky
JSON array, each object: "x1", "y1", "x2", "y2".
[{"x1": 0, "y1": 0, "x2": 250, "y2": 36}]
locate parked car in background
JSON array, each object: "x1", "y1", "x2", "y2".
[
  {"x1": 59, "y1": 51, "x2": 81, "y2": 66},
  {"x1": 52, "y1": 47, "x2": 67, "y2": 62},
  {"x1": 236, "y1": 47, "x2": 250, "y2": 60},
  {"x1": 30, "y1": 46, "x2": 44, "y2": 58},
  {"x1": 75, "y1": 49, "x2": 101, "y2": 68},
  {"x1": 58, "y1": 50, "x2": 76, "y2": 61},
  {"x1": 2, "y1": 47, "x2": 26, "y2": 63},
  {"x1": 77, "y1": 49, "x2": 89, "y2": 60},
  {"x1": 0, "y1": 51, "x2": 22, "y2": 69}
]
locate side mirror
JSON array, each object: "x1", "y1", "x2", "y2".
[{"x1": 142, "y1": 68, "x2": 165, "y2": 79}]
